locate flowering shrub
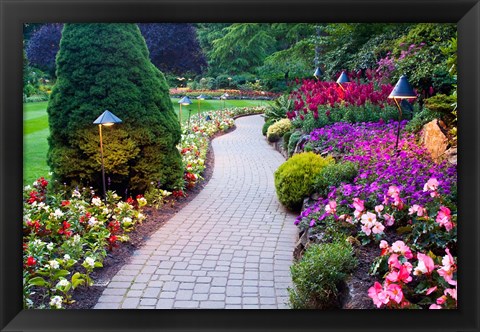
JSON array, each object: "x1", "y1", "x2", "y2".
[
  {"x1": 23, "y1": 178, "x2": 146, "y2": 309},
  {"x1": 287, "y1": 79, "x2": 402, "y2": 132},
  {"x1": 266, "y1": 118, "x2": 292, "y2": 143}
]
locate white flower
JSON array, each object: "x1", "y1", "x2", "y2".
[
  {"x1": 32, "y1": 239, "x2": 45, "y2": 248},
  {"x1": 92, "y1": 197, "x2": 102, "y2": 206},
  {"x1": 33, "y1": 180, "x2": 38, "y2": 187},
  {"x1": 53, "y1": 209, "x2": 64, "y2": 218},
  {"x1": 84, "y1": 257, "x2": 95, "y2": 268},
  {"x1": 72, "y1": 189, "x2": 81, "y2": 198},
  {"x1": 47, "y1": 242, "x2": 54, "y2": 251},
  {"x1": 24, "y1": 185, "x2": 32, "y2": 191},
  {"x1": 49, "y1": 260, "x2": 60, "y2": 270},
  {"x1": 88, "y1": 217, "x2": 98, "y2": 227},
  {"x1": 102, "y1": 208, "x2": 109, "y2": 214},
  {"x1": 49, "y1": 295, "x2": 63, "y2": 309},
  {"x1": 56, "y1": 279, "x2": 70, "y2": 288},
  {"x1": 122, "y1": 217, "x2": 132, "y2": 225},
  {"x1": 63, "y1": 254, "x2": 71, "y2": 261},
  {"x1": 73, "y1": 234, "x2": 81, "y2": 244}
]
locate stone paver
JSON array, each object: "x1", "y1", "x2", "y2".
[{"x1": 94, "y1": 114, "x2": 297, "y2": 309}]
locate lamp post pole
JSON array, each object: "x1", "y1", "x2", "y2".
[
  {"x1": 98, "y1": 124, "x2": 107, "y2": 199},
  {"x1": 393, "y1": 98, "x2": 403, "y2": 151}
]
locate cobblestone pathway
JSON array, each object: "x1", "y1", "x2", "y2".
[{"x1": 94, "y1": 114, "x2": 298, "y2": 309}]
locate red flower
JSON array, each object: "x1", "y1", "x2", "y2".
[
  {"x1": 61, "y1": 200, "x2": 70, "y2": 206},
  {"x1": 108, "y1": 235, "x2": 117, "y2": 244},
  {"x1": 58, "y1": 221, "x2": 72, "y2": 237},
  {"x1": 27, "y1": 256, "x2": 36, "y2": 266},
  {"x1": 126, "y1": 197, "x2": 135, "y2": 205}
]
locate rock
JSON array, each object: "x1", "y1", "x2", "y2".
[
  {"x1": 444, "y1": 147, "x2": 457, "y2": 165},
  {"x1": 420, "y1": 120, "x2": 449, "y2": 162}
]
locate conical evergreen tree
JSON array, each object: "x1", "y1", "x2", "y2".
[{"x1": 47, "y1": 23, "x2": 183, "y2": 194}]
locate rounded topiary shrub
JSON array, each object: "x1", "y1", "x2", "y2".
[
  {"x1": 274, "y1": 152, "x2": 333, "y2": 211},
  {"x1": 47, "y1": 23, "x2": 183, "y2": 194},
  {"x1": 267, "y1": 118, "x2": 291, "y2": 143},
  {"x1": 313, "y1": 161, "x2": 359, "y2": 196}
]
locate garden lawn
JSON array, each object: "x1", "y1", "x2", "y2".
[{"x1": 23, "y1": 99, "x2": 267, "y2": 185}]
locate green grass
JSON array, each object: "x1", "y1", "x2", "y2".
[{"x1": 23, "y1": 99, "x2": 269, "y2": 185}]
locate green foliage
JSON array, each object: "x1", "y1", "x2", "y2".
[
  {"x1": 274, "y1": 152, "x2": 333, "y2": 211},
  {"x1": 143, "y1": 186, "x2": 172, "y2": 209},
  {"x1": 264, "y1": 94, "x2": 293, "y2": 122},
  {"x1": 289, "y1": 239, "x2": 357, "y2": 309},
  {"x1": 47, "y1": 23, "x2": 183, "y2": 194},
  {"x1": 405, "y1": 109, "x2": 441, "y2": 133},
  {"x1": 262, "y1": 119, "x2": 275, "y2": 136},
  {"x1": 283, "y1": 131, "x2": 293, "y2": 148},
  {"x1": 313, "y1": 161, "x2": 358, "y2": 196},
  {"x1": 267, "y1": 118, "x2": 292, "y2": 143},
  {"x1": 424, "y1": 94, "x2": 456, "y2": 115},
  {"x1": 287, "y1": 131, "x2": 303, "y2": 157}
]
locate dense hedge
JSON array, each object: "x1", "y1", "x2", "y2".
[{"x1": 47, "y1": 23, "x2": 183, "y2": 194}]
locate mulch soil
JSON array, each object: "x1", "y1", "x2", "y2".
[{"x1": 66, "y1": 126, "x2": 237, "y2": 309}]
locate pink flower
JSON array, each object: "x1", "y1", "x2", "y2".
[
  {"x1": 368, "y1": 282, "x2": 389, "y2": 308},
  {"x1": 414, "y1": 253, "x2": 435, "y2": 275},
  {"x1": 423, "y1": 178, "x2": 439, "y2": 192},
  {"x1": 387, "y1": 185, "x2": 400, "y2": 197},
  {"x1": 388, "y1": 254, "x2": 402, "y2": 270},
  {"x1": 379, "y1": 240, "x2": 389, "y2": 249},
  {"x1": 429, "y1": 304, "x2": 442, "y2": 309},
  {"x1": 408, "y1": 204, "x2": 426, "y2": 217},
  {"x1": 386, "y1": 283, "x2": 404, "y2": 304},
  {"x1": 352, "y1": 198, "x2": 365, "y2": 212},
  {"x1": 383, "y1": 213, "x2": 395, "y2": 226},
  {"x1": 361, "y1": 211, "x2": 377, "y2": 227},
  {"x1": 325, "y1": 200, "x2": 337, "y2": 215},
  {"x1": 444, "y1": 287, "x2": 457, "y2": 301},
  {"x1": 426, "y1": 286, "x2": 437, "y2": 295},
  {"x1": 436, "y1": 206, "x2": 454, "y2": 231},
  {"x1": 436, "y1": 295, "x2": 447, "y2": 305},
  {"x1": 374, "y1": 204, "x2": 384, "y2": 214},
  {"x1": 361, "y1": 224, "x2": 372, "y2": 236},
  {"x1": 391, "y1": 240, "x2": 413, "y2": 259},
  {"x1": 372, "y1": 222, "x2": 385, "y2": 235},
  {"x1": 438, "y1": 248, "x2": 456, "y2": 286}
]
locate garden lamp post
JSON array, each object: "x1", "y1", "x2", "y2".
[
  {"x1": 178, "y1": 96, "x2": 192, "y2": 124},
  {"x1": 336, "y1": 71, "x2": 350, "y2": 91},
  {"x1": 221, "y1": 93, "x2": 229, "y2": 109},
  {"x1": 388, "y1": 74, "x2": 417, "y2": 151},
  {"x1": 314, "y1": 67, "x2": 323, "y2": 80},
  {"x1": 197, "y1": 94, "x2": 207, "y2": 114},
  {"x1": 93, "y1": 110, "x2": 122, "y2": 199}
]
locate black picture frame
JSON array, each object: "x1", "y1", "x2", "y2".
[{"x1": 1, "y1": 0, "x2": 479, "y2": 331}]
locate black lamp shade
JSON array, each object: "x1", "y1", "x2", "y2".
[
  {"x1": 93, "y1": 110, "x2": 122, "y2": 125},
  {"x1": 178, "y1": 96, "x2": 192, "y2": 105},
  {"x1": 336, "y1": 71, "x2": 350, "y2": 84},
  {"x1": 314, "y1": 67, "x2": 323, "y2": 78},
  {"x1": 388, "y1": 75, "x2": 417, "y2": 99}
]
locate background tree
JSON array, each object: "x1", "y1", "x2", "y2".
[
  {"x1": 25, "y1": 23, "x2": 63, "y2": 76},
  {"x1": 47, "y1": 23, "x2": 183, "y2": 194},
  {"x1": 138, "y1": 23, "x2": 207, "y2": 76}
]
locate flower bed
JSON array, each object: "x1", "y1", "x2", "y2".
[
  {"x1": 170, "y1": 88, "x2": 280, "y2": 99},
  {"x1": 292, "y1": 120, "x2": 457, "y2": 309}
]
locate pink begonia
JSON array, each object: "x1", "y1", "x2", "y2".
[
  {"x1": 386, "y1": 283, "x2": 404, "y2": 304},
  {"x1": 426, "y1": 286, "x2": 437, "y2": 295},
  {"x1": 361, "y1": 224, "x2": 372, "y2": 236},
  {"x1": 352, "y1": 198, "x2": 365, "y2": 212},
  {"x1": 414, "y1": 253, "x2": 435, "y2": 275},
  {"x1": 325, "y1": 200, "x2": 337, "y2": 215},
  {"x1": 368, "y1": 282, "x2": 389, "y2": 308},
  {"x1": 361, "y1": 211, "x2": 376, "y2": 227},
  {"x1": 372, "y1": 222, "x2": 385, "y2": 234},
  {"x1": 391, "y1": 240, "x2": 413, "y2": 259},
  {"x1": 383, "y1": 213, "x2": 395, "y2": 226},
  {"x1": 379, "y1": 240, "x2": 389, "y2": 249},
  {"x1": 387, "y1": 185, "x2": 400, "y2": 197},
  {"x1": 423, "y1": 178, "x2": 440, "y2": 197},
  {"x1": 438, "y1": 248, "x2": 457, "y2": 286},
  {"x1": 429, "y1": 304, "x2": 442, "y2": 309},
  {"x1": 444, "y1": 287, "x2": 457, "y2": 301},
  {"x1": 436, "y1": 295, "x2": 447, "y2": 305},
  {"x1": 388, "y1": 254, "x2": 402, "y2": 270},
  {"x1": 408, "y1": 204, "x2": 427, "y2": 217},
  {"x1": 375, "y1": 204, "x2": 384, "y2": 214},
  {"x1": 436, "y1": 206, "x2": 454, "y2": 231}
]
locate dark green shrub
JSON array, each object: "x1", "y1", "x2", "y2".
[
  {"x1": 274, "y1": 152, "x2": 333, "y2": 211},
  {"x1": 424, "y1": 94, "x2": 456, "y2": 114},
  {"x1": 262, "y1": 119, "x2": 275, "y2": 136},
  {"x1": 289, "y1": 239, "x2": 357, "y2": 309},
  {"x1": 405, "y1": 109, "x2": 441, "y2": 133},
  {"x1": 287, "y1": 131, "x2": 303, "y2": 157},
  {"x1": 313, "y1": 161, "x2": 359, "y2": 196},
  {"x1": 47, "y1": 23, "x2": 183, "y2": 194},
  {"x1": 283, "y1": 131, "x2": 293, "y2": 147}
]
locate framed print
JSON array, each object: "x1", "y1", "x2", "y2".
[{"x1": 1, "y1": 0, "x2": 479, "y2": 331}]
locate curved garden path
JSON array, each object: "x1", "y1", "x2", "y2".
[{"x1": 94, "y1": 114, "x2": 298, "y2": 309}]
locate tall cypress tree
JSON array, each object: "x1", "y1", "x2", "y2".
[{"x1": 47, "y1": 23, "x2": 183, "y2": 194}]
